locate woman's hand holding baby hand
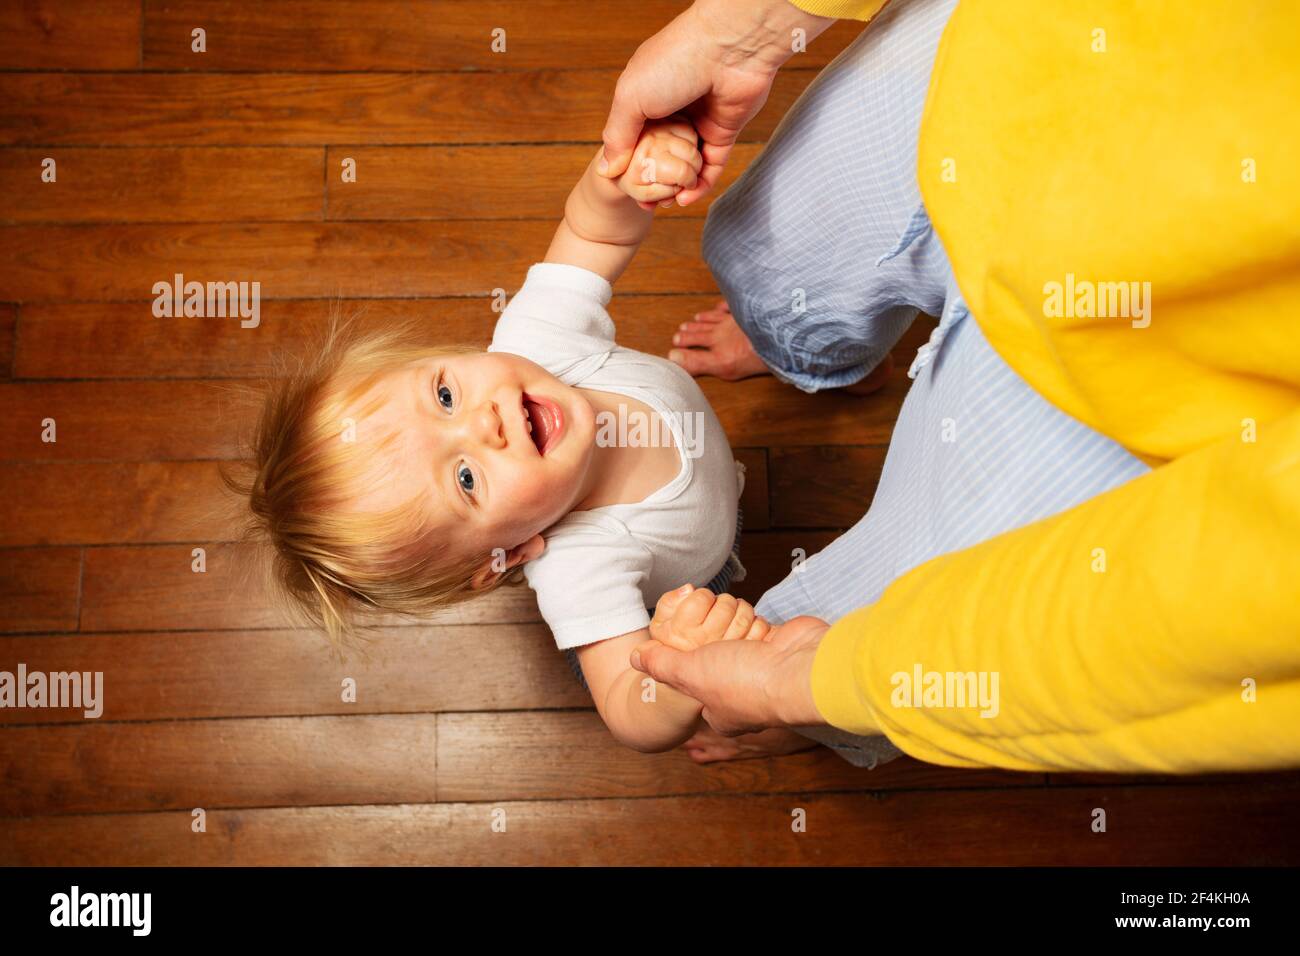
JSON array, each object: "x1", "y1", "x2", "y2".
[
  {"x1": 649, "y1": 584, "x2": 771, "y2": 652},
  {"x1": 616, "y1": 116, "x2": 704, "y2": 212}
]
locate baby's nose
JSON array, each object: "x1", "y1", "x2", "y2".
[{"x1": 475, "y1": 400, "x2": 505, "y2": 447}]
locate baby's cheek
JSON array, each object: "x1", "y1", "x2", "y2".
[{"x1": 498, "y1": 465, "x2": 561, "y2": 531}]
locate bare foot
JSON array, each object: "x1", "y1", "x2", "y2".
[
  {"x1": 668, "y1": 299, "x2": 894, "y2": 394},
  {"x1": 682, "y1": 725, "x2": 818, "y2": 764},
  {"x1": 668, "y1": 300, "x2": 770, "y2": 381}
]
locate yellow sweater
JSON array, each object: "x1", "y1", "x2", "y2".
[{"x1": 793, "y1": 0, "x2": 1300, "y2": 771}]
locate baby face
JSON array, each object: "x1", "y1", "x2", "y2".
[{"x1": 344, "y1": 351, "x2": 598, "y2": 559}]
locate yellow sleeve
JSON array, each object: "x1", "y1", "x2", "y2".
[
  {"x1": 810, "y1": 408, "x2": 1300, "y2": 773},
  {"x1": 788, "y1": 0, "x2": 889, "y2": 22}
]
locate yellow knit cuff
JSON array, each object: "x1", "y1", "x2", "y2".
[
  {"x1": 809, "y1": 606, "x2": 881, "y2": 736},
  {"x1": 788, "y1": 0, "x2": 889, "y2": 23}
]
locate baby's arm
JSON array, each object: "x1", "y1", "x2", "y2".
[
  {"x1": 544, "y1": 116, "x2": 702, "y2": 286},
  {"x1": 577, "y1": 628, "x2": 705, "y2": 753},
  {"x1": 575, "y1": 586, "x2": 769, "y2": 753}
]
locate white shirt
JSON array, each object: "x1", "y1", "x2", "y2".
[{"x1": 488, "y1": 262, "x2": 743, "y2": 650}]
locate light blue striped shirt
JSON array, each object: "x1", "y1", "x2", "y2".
[{"x1": 701, "y1": 0, "x2": 1150, "y2": 766}]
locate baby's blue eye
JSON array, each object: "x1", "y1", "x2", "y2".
[
  {"x1": 436, "y1": 381, "x2": 454, "y2": 410},
  {"x1": 456, "y1": 463, "x2": 475, "y2": 495}
]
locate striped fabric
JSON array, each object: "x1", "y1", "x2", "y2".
[{"x1": 701, "y1": 0, "x2": 1151, "y2": 766}]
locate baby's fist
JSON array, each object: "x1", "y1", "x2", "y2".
[
  {"x1": 617, "y1": 116, "x2": 703, "y2": 210},
  {"x1": 649, "y1": 584, "x2": 771, "y2": 652}
]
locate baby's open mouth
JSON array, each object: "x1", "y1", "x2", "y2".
[{"x1": 522, "y1": 393, "x2": 561, "y2": 455}]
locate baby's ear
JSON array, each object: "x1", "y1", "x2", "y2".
[{"x1": 469, "y1": 535, "x2": 546, "y2": 590}]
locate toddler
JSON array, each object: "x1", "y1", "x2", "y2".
[{"x1": 239, "y1": 117, "x2": 768, "y2": 753}]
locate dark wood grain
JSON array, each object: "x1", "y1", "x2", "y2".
[
  {"x1": 436, "y1": 710, "x2": 1038, "y2": 803},
  {"x1": 0, "y1": 220, "x2": 711, "y2": 301},
  {"x1": 0, "y1": 303, "x2": 14, "y2": 379},
  {"x1": 76, "y1": 543, "x2": 543, "y2": 633},
  {"x1": 12, "y1": 295, "x2": 728, "y2": 378},
  {"x1": 0, "y1": 378, "x2": 905, "y2": 466},
  {"x1": 0, "y1": 547, "x2": 82, "y2": 634},
  {"x1": 0, "y1": 714, "x2": 440, "y2": 816},
  {"x1": 73, "y1": 533, "x2": 833, "y2": 634},
  {"x1": 324, "y1": 143, "x2": 762, "y2": 220},
  {"x1": 0, "y1": 69, "x2": 820, "y2": 146},
  {"x1": 771, "y1": 445, "x2": 889, "y2": 527},
  {"x1": 0, "y1": 461, "x2": 232, "y2": 546},
  {"x1": 0, "y1": 622, "x2": 583, "y2": 726},
  {"x1": 141, "y1": 2, "x2": 866, "y2": 72},
  {"x1": 0, "y1": 0, "x2": 140, "y2": 70},
  {"x1": 0, "y1": 148, "x2": 324, "y2": 223},
  {"x1": 4, "y1": 781, "x2": 1297, "y2": 865}
]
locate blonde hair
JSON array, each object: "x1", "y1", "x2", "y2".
[{"x1": 224, "y1": 316, "x2": 518, "y2": 656}]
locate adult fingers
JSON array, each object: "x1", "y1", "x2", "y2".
[
  {"x1": 599, "y1": 82, "x2": 646, "y2": 180},
  {"x1": 673, "y1": 157, "x2": 726, "y2": 206},
  {"x1": 651, "y1": 154, "x2": 699, "y2": 190},
  {"x1": 630, "y1": 640, "x2": 691, "y2": 694}
]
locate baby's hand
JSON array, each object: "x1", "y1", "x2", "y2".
[
  {"x1": 649, "y1": 584, "x2": 771, "y2": 652},
  {"x1": 617, "y1": 116, "x2": 703, "y2": 210}
]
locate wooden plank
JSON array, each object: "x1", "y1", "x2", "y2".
[
  {"x1": 705, "y1": 375, "x2": 906, "y2": 451},
  {"x1": 0, "y1": 69, "x2": 817, "y2": 146},
  {"x1": 13, "y1": 306, "x2": 932, "y2": 383},
  {"x1": 0, "y1": 0, "x2": 140, "y2": 70},
  {"x1": 0, "y1": 378, "x2": 902, "y2": 465},
  {"x1": 324, "y1": 143, "x2": 761, "y2": 220},
  {"x1": 437, "y1": 710, "x2": 1037, "y2": 802},
  {"x1": 734, "y1": 447, "x2": 769, "y2": 531},
  {"x1": 1048, "y1": 769, "x2": 1300, "y2": 787},
  {"x1": 142, "y1": 2, "x2": 866, "y2": 72},
  {"x1": 4, "y1": 782, "x2": 1298, "y2": 865},
  {"x1": 771, "y1": 446, "x2": 888, "y2": 527},
  {"x1": 14, "y1": 295, "x2": 726, "y2": 379},
  {"x1": 0, "y1": 148, "x2": 324, "y2": 224},
  {"x1": 77, "y1": 533, "x2": 829, "y2": 634},
  {"x1": 0, "y1": 303, "x2": 13, "y2": 379},
  {"x1": 0, "y1": 547, "x2": 81, "y2": 634},
  {"x1": 0, "y1": 622, "x2": 584, "y2": 726},
  {"x1": 0, "y1": 220, "x2": 712, "y2": 301},
  {"x1": 0, "y1": 461, "x2": 231, "y2": 546},
  {"x1": 77, "y1": 543, "x2": 543, "y2": 633},
  {"x1": 0, "y1": 448, "x2": 759, "y2": 546},
  {"x1": 0, "y1": 380, "x2": 246, "y2": 462},
  {"x1": 0, "y1": 711, "x2": 1035, "y2": 816},
  {"x1": 0, "y1": 714, "x2": 438, "y2": 816}
]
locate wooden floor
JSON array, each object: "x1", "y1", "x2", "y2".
[{"x1": 2, "y1": 1, "x2": 1298, "y2": 866}]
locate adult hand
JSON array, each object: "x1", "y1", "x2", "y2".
[
  {"x1": 598, "y1": 0, "x2": 835, "y2": 206},
  {"x1": 630, "y1": 613, "x2": 832, "y2": 735}
]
